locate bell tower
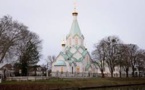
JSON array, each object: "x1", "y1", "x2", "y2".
[{"x1": 66, "y1": 6, "x2": 84, "y2": 47}]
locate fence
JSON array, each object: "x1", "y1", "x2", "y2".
[
  {"x1": 51, "y1": 72, "x2": 98, "y2": 78},
  {"x1": 6, "y1": 76, "x2": 48, "y2": 81}
]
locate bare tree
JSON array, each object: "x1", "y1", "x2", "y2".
[
  {"x1": 136, "y1": 49, "x2": 145, "y2": 77},
  {"x1": 104, "y1": 36, "x2": 121, "y2": 78},
  {"x1": 92, "y1": 40, "x2": 107, "y2": 78},
  {"x1": 92, "y1": 35, "x2": 145, "y2": 78},
  {"x1": 45, "y1": 55, "x2": 56, "y2": 77},
  {"x1": 0, "y1": 15, "x2": 42, "y2": 77},
  {"x1": 92, "y1": 36, "x2": 121, "y2": 78},
  {"x1": 117, "y1": 44, "x2": 130, "y2": 77},
  {"x1": 0, "y1": 15, "x2": 28, "y2": 63},
  {"x1": 128, "y1": 44, "x2": 138, "y2": 77}
]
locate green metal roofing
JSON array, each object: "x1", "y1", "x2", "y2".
[
  {"x1": 66, "y1": 50, "x2": 73, "y2": 58},
  {"x1": 70, "y1": 19, "x2": 81, "y2": 36},
  {"x1": 58, "y1": 46, "x2": 89, "y2": 63},
  {"x1": 82, "y1": 51, "x2": 88, "y2": 57},
  {"x1": 60, "y1": 52, "x2": 69, "y2": 60},
  {"x1": 54, "y1": 60, "x2": 66, "y2": 66},
  {"x1": 67, "y1": 18, "x2": 84, "y2": 39},
  {"x1": 85, "y1": 63, "x2": 91, "y2": 71}
]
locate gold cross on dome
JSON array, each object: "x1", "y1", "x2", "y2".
[{"x1": 74, "y1": 0, "x2": 77, "y2": 12}]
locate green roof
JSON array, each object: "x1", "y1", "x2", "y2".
[
  {"x1": 70, "y1": 20, "x2": 81, "y2": 35},
  {"x1": 85, "y1": 63, "x2": 91, "y2": 71},
  {"x1": 82, "y1": 51, "x2": 87, "y2": 57},
  {"x1": 67, "y1": 18, "x2": 84, "y2": 39},
  {"x1": 58, "y1": 46, "x2": 89, "y2": 63},
  {"x1": 60, "y1": 52, "x2": 69, "y2": 60},
  {"x1": 54, "y1": 60, "x2": 66, "y2": 66}
]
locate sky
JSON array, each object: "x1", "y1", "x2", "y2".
[{"x1": 0, "y1": 0, "x2": 145, "y2": 64}]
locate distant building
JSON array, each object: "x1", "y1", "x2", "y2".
[
  {"x1": 0, "y1": 64, "x2": 14, "y2": 78},
  {"x1": 51, "y1": 10, "x2": 97, "y2": 77},
  {"x1": 28, "y1": 65, "x2": 44, "y2": 76}
]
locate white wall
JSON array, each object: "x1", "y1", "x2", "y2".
[{"x1": 66, "y1": 35, "x2": 84, "y2": 47}]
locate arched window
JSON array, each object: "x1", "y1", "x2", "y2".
[
  {"x1": 86, "y1": 56, "x2": 89, "y2": 63},
  {"x1": 75, "y1": 38, "x2": 78, "y2": 45},
  {"x1": 69, "y1": 38, "x2": 71, "y2": 45},
  {"x1": 72, "y1": 67, "x2": 73, "y2": 74},
  {"x1": 77, "y1": 66, "x2": 80, "y2": 73}
]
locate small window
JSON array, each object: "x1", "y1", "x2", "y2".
[
  {"x1": 75, "y1": 38, "x2": 78, "y2": 45},
  {"x1": 87, "y1": 56, "x2": 89, "y2": 63},
  {"x1": 77, "y1": 66, "x2": 80, "y2": 73},
  {"x1": 69, "y1": 38, "x2": 71, "y2": 45}
]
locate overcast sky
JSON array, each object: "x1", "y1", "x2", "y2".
[{"x1": 0, "y1": 0, "x2": 145, "y2": 64}]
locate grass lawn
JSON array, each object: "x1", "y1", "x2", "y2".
[{"x1": 0, "y1": 77, "x2": 145, "y2": 90}]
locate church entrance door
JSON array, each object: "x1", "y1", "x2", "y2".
[{"x1": 72, "y1": 67, "x2": 73, "y2": 74}]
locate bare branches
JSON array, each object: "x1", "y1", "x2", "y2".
[
  {"x1": 92, "y1": 35, "x2": 145, "y2": 78},
  {"x1": 46, "y1": 55, "x2": 56, "y2": 70},
  {"x1": 0, "y1": 15, "x2": 42, "y2": 66},
  {"x1": 0, "y1": 15, "x2": 28, "y2": 63}
]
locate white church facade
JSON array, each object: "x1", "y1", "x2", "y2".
[
  {"x1": 51, "y1": 9, "x2": 142, "y2": 78},
  {"x1": 51, "y1": 11, "x2": 97, "y2": 77}
]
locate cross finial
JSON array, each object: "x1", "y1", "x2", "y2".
[
  {"x1": 74, "y1": 0, "x2": 77, "y2": 12},
  {"x1": 72, "y1": 0, "x2": 78, "y2": 16}
]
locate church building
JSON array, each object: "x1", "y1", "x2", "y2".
[{"x1": 51, "y1": 10, "x2": 97, "y2": 77}]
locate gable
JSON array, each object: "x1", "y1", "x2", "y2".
[{"x1": 56, "y1": 54, "x2": 65, "y2": 61}]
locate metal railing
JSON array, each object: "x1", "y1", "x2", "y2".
[
  {"x1": 51, "y1": 72, "x2": 98, "y2": 78},
  {"x1": 6, "y1": 76, "x2": 48, "y2": 81}
]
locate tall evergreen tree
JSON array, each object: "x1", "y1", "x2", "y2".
[{"x1": 20, "y1": 40, "x2": 41, "y2": 76}]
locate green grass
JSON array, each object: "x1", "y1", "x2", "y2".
[{"x1": 1, "y1": 77, "x2": 145, "y2": 89}]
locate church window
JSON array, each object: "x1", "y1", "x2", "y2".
[
  {"x1": 69, "y1": 38, "x2": 71, "y2": 45},
  {"x1": 86, "y1": 56, "x2": 89, "y2": 63},
  {"x1": 77, "y1": 66, "x2": 80, "y2": 73},
  {"x1": 75, "y1": 38, "x2": 78, "y2": 45},
  {"x1": 72, "y1": 67, "x2": 73, "y2": 74}
]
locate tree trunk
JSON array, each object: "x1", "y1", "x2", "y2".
[
  {"x1": 34, "y1": 69, "x2": 37, "y2": 76},
  {"x1": 119, "y1": 70, "x2": 122, "y2": 78},
  {"x1": 126, "y1": 68, "x2": 129, "y2": 78},
  {"x1": 3, "y1": 69, "x2": 6, "y2": 81},
  {"x1": 138, "y1": 68, "x2": 140, "y2": 77},
  {"x1": 132, "y1": 67, "x2": 135, "y2": 77},
  {"x1": 101, "y1": 69, "x2": 105, "y2": 78},
  {"x1": 111, "y1": 69, "x2": 113, "y2": 78},
  {"x1": 0, "y1": 41, "x2": 13, "y2": 63},
  {"x1": 119, "y1": 65, "x2": 122, "y2": 78},
  {"x1": 46, "y1": 69, "x2": 48, "y2": 77}
]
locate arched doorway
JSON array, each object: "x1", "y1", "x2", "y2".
[
  {"x1": 77, "y1": 66, "x2": 80, "y2": 73},
  {"x1": 61, "y1": 67, "x2": 63, "y2": 74},
  {"x1": 72, "y1": 67, "x2": 73, "y2": 74}
]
